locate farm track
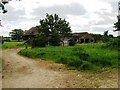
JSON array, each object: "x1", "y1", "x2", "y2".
[{"x1": 2, "y1": 49, "x2": 118, "y2": 88}]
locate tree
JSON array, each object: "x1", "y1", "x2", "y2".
[
  {"x1": 35, "y1": 13, "x2": 71, "y2": 47},
  {"x1": 104, "y1": 30, "x2": 108, "y2": 36},
  {"x1": 69, "y1": 38, "x2": 76, "y2": 46},
  {"x1": 32, "y1": 34, "x2": 48, "y2": 48},
  {"x1": 39, "y1": 14, "x2": 71, "y2": 35},
  {"x1": 114, "y1": 16, "x2": 120, "y2": 31},
  {"x1": 0, "y1": 0, "x2": 21, "y2": 14},
  {"x1": 9, "y1": 29, "x2": 24, "y2": 41}
]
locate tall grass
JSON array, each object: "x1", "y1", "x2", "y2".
[
  {"x1": 1, "y1": 42, "x2": 25, "y2": 49},
  {"x1": 19, "y1": 43, "x2": 119, "y2": 71}
]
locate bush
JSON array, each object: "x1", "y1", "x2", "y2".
[
  {"x1": 49, "y1": 35, "x2": 61, "y2": 46},
  {"x1": 69, "y1": 38, "x2": 76, "y2": 46},
  {"x1": 104, "y1": 38, "x2": 120, "y2": 50},
  {"x1": 32, "y1": 35, "x2": 48, "y2": 47}
]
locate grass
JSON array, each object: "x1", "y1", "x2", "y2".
[
  {"x1": 19, "y1": 43, "x2": 119, "y2": 71},
  {"x1": 1, "y1": 42, "x2": 25, "y2": 49}
]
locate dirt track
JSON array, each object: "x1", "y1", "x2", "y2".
[{"x1": 2, "y1": 49, "x2": 118, "y2": 88}]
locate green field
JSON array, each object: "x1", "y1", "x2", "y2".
[
  {"x1": 1, "y1": 42, "x2": 25, "y2": 49},
  {"x1": 19, "y1": 43, "x2": 119, "y2": 71}
]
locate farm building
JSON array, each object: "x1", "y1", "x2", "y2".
[
  {"x1": 23, "y1": 26, "x2": 95, "y2": 45},
  {"x1": 72, "y1": 32, "x2": 95, "y2": 43},
  {"x1": 23, "y1": 26, "x2": 39, "y2": 40}
]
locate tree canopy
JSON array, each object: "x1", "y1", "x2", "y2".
[
  {"x1": 9, "y1": 29, "x2": 24, "y2": 41},
  {"x1": 39, "y1": 13, "x2": 71, "y2": 36}
]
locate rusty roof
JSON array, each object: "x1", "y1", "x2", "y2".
[{"x1": 23, "y1": 26, "x2": 39, "y2": 36}]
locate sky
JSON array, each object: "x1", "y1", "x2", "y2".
[{"x1": 0, "y1": 0, "x2": 119, "y2": 36}]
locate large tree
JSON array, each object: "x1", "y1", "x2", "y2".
[
  {"x1": 36, "y1": 14, "x2": 71, "y2": 46},
  {"x1": 9, "y1": 29, "x2": 24, "y2": 41},
  {"x1": 39, "y1": 14, "x2": 71, "y2": 35}
]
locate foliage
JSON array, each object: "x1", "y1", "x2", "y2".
[
  {"x1": 3, "y1": 37, "x2": 11, "y2": 42},
  {"x1": 39, "y1": 14, "x2": 71, "y2": 35},
  {"x1": 114, "y1": 16, "x2": 120, "y2": 31},
  {"x1": 32, "y1": 35, "x2": 48, "y2": 47},
  {"x1": 103, "y1": 37, "x2": 120, "y2": 50},
  {"x1": 69, "y1": 38, "x2": 76, "y2": 46},
  {"x1": 19, "y1": 43, "x2": 119, "y2": 71},
  {"x1": 9, "y1": 29, "x2": 24, "y2": 42},
  {"x1": 104, "y1": 30, "x2": 108, "y2": 36},
  {"x1": 102, "y1": 30, "x2": 110, "y2": 43},
  {"x1": 49, "y1": 35, "x2": 61, "y2": 46},
  {"x1": 91, "y1": 34, "x2": 103, "y2": 42},
  {"x1": 0, "y1": 0, "x2": 21, "y2": 14}
]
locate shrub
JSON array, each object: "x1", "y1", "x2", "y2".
[
  {"x1": 49, "y1": 35, "x2": 61, "y2": 46},
  {"x1": 69, "y1": 38, "x2": 76, "y2": 46},
  {"x1": 69, "y1": 39, "x2": 76, "y2": 46},
  {"x1": 103, "y1": 37, "x2": 120, "y2": 50},
  {"x1": 32, "y1": 35, "x2": 48, "y2": 47}
]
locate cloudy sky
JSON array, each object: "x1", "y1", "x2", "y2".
[{"x1": 0, "y1": 0, "x2": 119, "y2": 36}]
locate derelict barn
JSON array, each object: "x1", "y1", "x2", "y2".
[
  {"x1": 72, "y1": 32, "x2": 95, "y2": 43},
  {"x1": 23, "y1": 26, "x2": 95, "y2": 44},
  {"x1": 23, "y1": 26, "x2": 39, "y2": 40}
]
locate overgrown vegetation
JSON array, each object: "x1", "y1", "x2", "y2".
[
  {"x1": 101, "y1": 35, "x2": 120, "y2": 51},
  {"x1": 69, "y1": 38, "x2": 76, "y2": 46},
  {"x1": 19, "y1": 43, "x2": 118, "y2": 71}
]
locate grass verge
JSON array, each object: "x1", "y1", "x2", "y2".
[
  {"x1": 19, "y1": 43, "x2": 119, "y2": 71},
  {"x1": 1, "y1": 42, "x2": 25, "y2": 49}
]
